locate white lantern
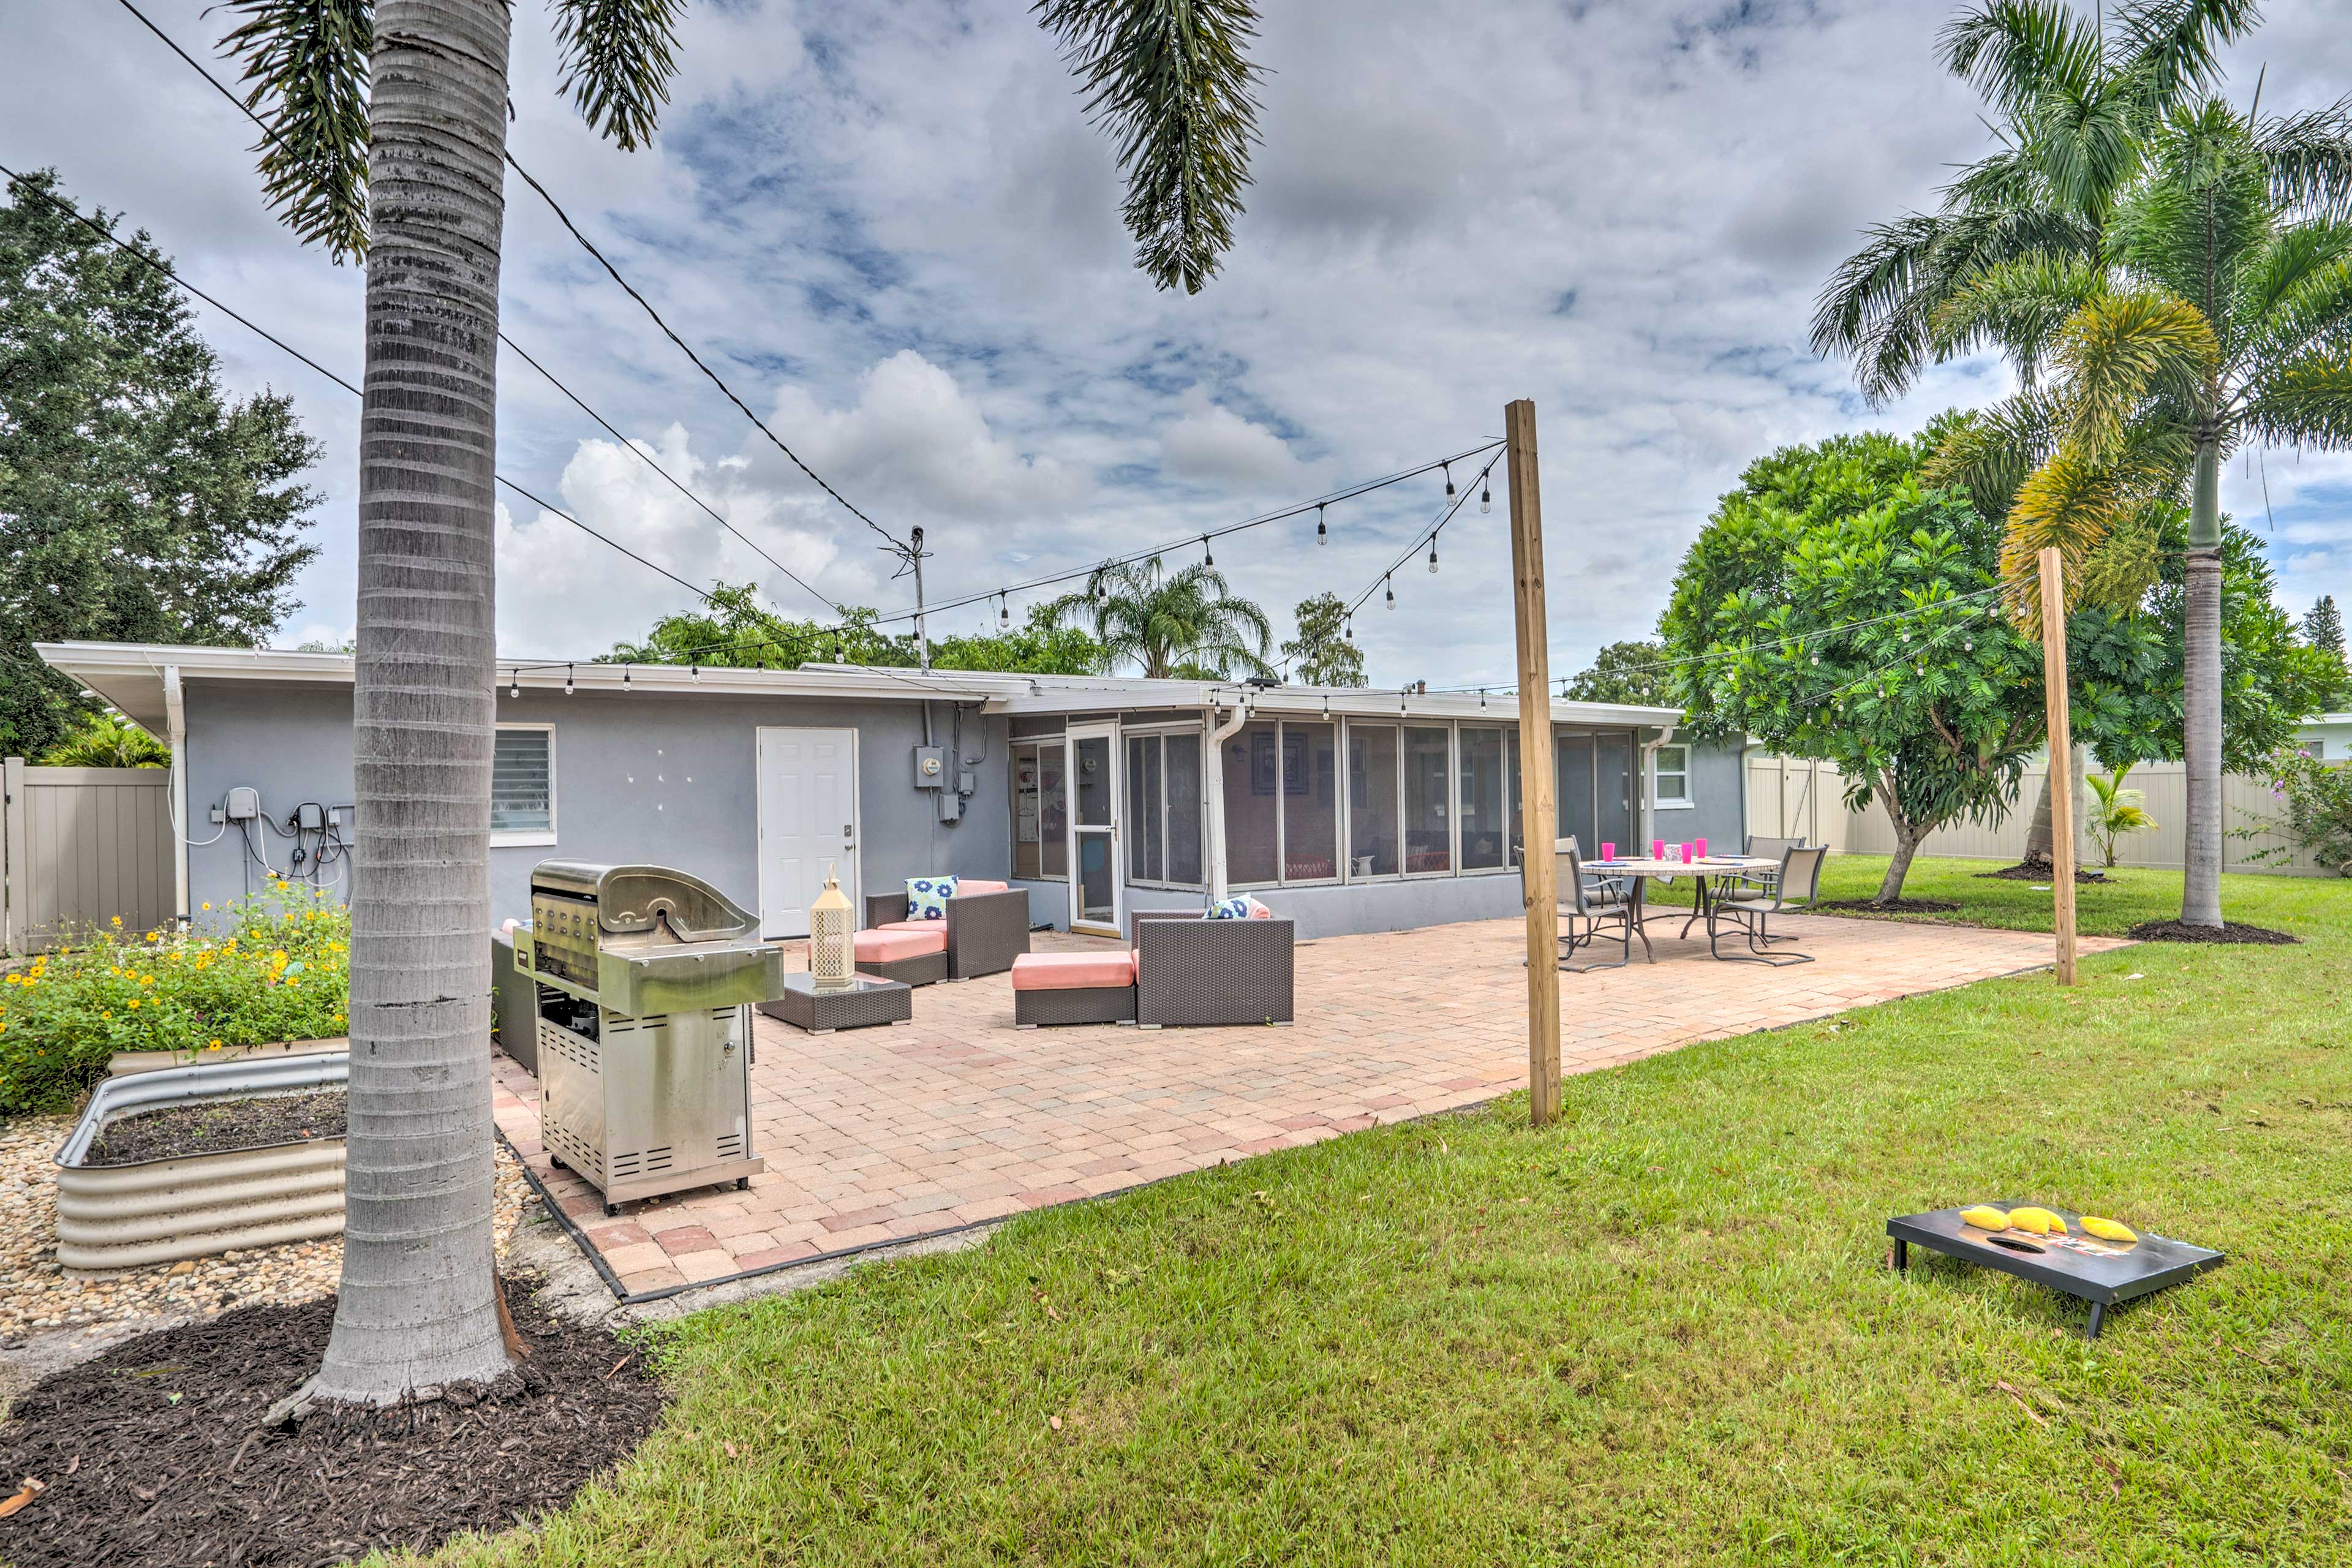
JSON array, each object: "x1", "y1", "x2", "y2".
[{"x1": 810, "y1": 863, "x2": 854, "y2": 990}]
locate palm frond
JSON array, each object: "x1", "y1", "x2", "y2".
[
  {"x1": 2113, "y1": 99, "x2": 2275, "y2": 316},
  {"x1": 2236, "y1": 233, "x2": 2352, "y2": 373},
  {"x1": 1929, "y1": 251, "x2": 2108, "y2": 379},
  {"x1": 2000, "y1": 443, "x2": 2154, "y2": 625},
  {"x1": 551, "y1": 0, "x2": 688, "y2": 152},
  {"x1": 2258, "y1": 97, "x2": 2352, "y2": 220},
  {"x1": 2107, "y1": 0, "x2": 2260, "y2": 115},
  {"x1": 2240, "y1": 353, "x2": 2352, "y2": 449},
  {"x1": 2051, "y1": 288, "x2": 2219, "y2": 458},
  {"x1": 1923, "y1": 391, "x2": 2066, "y2": 519},
  {"x1": 1035, "y1": 0, "x2": 1264, "y2": 295},
  {"x1": 1938, "y1": 0, "x2": 2104, "y2": 118},
  {"x1": 215, "y1": 0, "x2": 372, "y2": 262}
]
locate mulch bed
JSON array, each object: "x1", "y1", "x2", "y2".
[
  {"x1": 1975, "y1": 864, "x2": 2112, "y2": 884},
  {"x1": 0, "y1": 1277, "x2": 666, "y2": 1567},
  {"x1": 85, "y1": 1090, "x2": 348, "y2": 1168},
  {"x1": 1814, "y1": 897, "x2": 1964, "y2": 915},
  {"x1": 2127, "y1": 919, "x2": 2300, "y2": 946}
]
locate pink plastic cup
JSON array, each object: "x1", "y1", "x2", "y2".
[
  {"x1": 1695, "y1": 837, "x2": 1709, "y2": 859},
  {"x1": 1600, "y1": 842, "x2": 1616, "y2": 862},
  {"x1": 1679, "y1": 842, "x2": 1694, "y2": 864},
  {"x1": 1651, "y1": 839, "x2": 1665, "y2": 861}
]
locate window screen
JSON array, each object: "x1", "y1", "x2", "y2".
[{"x1": 491, "y1": 729, "x2": 552, "y2": 835}]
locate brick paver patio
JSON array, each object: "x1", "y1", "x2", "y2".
[{"x1": 494, "y1": 912, "x2": 2119, "y2": 1297}]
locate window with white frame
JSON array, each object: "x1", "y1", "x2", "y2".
[
  {"x1": 491, "y1": 725, "x2": 556, "y2": 842},
  {"x1": 1125, "y1": 728, "x2": 1203, "y2": 887},
  {"x1": 1653, "y1": 742, "x2": 1692, "y2": 809}
]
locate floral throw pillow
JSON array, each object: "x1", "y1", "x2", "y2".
[
  {"x1": 907, "y1": 875, "x2": 959, "y2": 921},
  {"x1": 1204, "y1": 895, "x2": 1268, "y2": 920}
]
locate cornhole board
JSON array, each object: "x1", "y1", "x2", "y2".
[{"x1": 1887, "y1": 1205, "x2": 2224, "y2": 1338}]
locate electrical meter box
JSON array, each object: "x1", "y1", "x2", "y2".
[
  {"x1": 913, "y1": 746, "x2": 946, "y2": 789},
  {"x1": 224, "y1": 786, "x2": 260, "y2": 821}
]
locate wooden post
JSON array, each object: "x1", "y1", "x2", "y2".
[
  {"x1": 2037, "y1": 547, "x2": 2078, "y2": 986},
  {"x1": 1505, "y1": 399, "x2": 1562, "y2": 1125}
]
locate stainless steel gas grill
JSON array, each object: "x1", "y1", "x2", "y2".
[{"x1": 516, "y1": 861, "x2": 784, "y2": 1215}]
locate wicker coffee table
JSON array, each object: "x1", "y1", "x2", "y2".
[{"x1": 758, "y1": 972, "x2": 913, "y2": 1034}]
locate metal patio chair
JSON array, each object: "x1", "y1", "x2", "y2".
[
  {"x1": 1556, "y1": 839, "x2": 1648, "y2": 972},
  {"x1": 1711, "y1": 845, "x2": 1826, "y2": 965}
]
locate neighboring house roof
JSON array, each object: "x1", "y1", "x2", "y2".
[
  {"x1": 34, "y1": 641, "x2": 1686, "y2": 735},
  {"x1": 2300, "y1": 713, "x2": 2352, "y2": 725}
]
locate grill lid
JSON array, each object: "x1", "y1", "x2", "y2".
[{"x1": 528, "y1": 860, "x2": 758, "y2": 943}]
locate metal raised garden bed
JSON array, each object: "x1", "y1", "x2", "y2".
[{"x1": 52, "y1": 1051, "x2": 349, "y2": 1272}]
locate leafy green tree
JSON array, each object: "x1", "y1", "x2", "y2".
[
  {"x1": 213, "y1": 0, "x2": 1268, "y2": 1410},
  {"x1": 2306, "y1": 595, "x2": 2346, "y2": 674},
  {"x1": 1280, "y1": 592, "x2": 1365, "y2": 687},
  {"x1": 39, "y1": 709, "x2": 170, "y2": 769},
  {"x1": 1564, "y1": 640, "x2": 1677, "y2": 707},
  {"x1": 1663, "y1": 431, "x2": 2320, "y2": 902},
  {"x1": 1, "y1": 169, "x2": 321, "y2": 758},
  {"x1": 1045, "y1": 556, "x2": 1273, "y2": 678},
  {"x1": 1816, "y1": 0, "x2": 2352, "y2": 929},
  {"x1": 606, "y1": 584, "x2": 1101, "y2": 674}
]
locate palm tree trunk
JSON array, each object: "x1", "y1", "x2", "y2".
[
  {"x1": 2181, "y1": 436, "x2": 2225, "y2": 929},
  {"x1": 309, "y1": 0, "x2": 515, "y2": 1406}
]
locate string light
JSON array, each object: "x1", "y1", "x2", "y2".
[
  {"x1": 1442, "y1": 461, "x2": 1455, "y2": 499},
  {"x1": 1479, "y1": 688, "x2": 1488, "y2": 709},
  {"x1": 508, "y1": 671, "x2": 520, "y2": 699},
  {"x1": 999, "y1": 594, "x2": 1011, "y2": 628},
  {"x1": 1203, "y1": 535, "x2": 1214, "y2": 568},
  {"x1": 1316, "y1": 503, "x2": 1327, "y2": 546},
  {"x1": 1384, "y1": 574, "x2": 1396, "y2": 609},
  {"x1": 1480, "y1": 475, "x2": 1491, "y2": 514},
  {"x1": 1427, "y1": 537, "x2": 1440, "y2": 574},
  {"x1": 622, "y1": 665, "x2": 632, "y2": 688},
  {"x1": 564, "y1": 663, "x2": 575, "y2": 695}
]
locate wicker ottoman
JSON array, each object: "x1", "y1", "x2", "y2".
[
  {"x1": 1010, "y1": 951, "x2": 1136, "y2": 1027},
  {"x1": 854, "y1": 925, "x2": 949, "y2": 987}
]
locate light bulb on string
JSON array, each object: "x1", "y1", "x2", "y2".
[
  {"x1": 1480, "y1": 475, "x2": 1491, "y2": 514},
  {"x1": 999, "y1": 594, "x2": 1011, "y2": 628},
  {"x1": 564, "y1": 663, "x2": 575, "y2": 696},
  {"x1": 1385, "y1": 574, "x2": 1396, "y2": 609},
  {"x1": 1442, "y1": 461, "x2": 1455, "y2": 499},
  {"x1": 1202, "y1": 535, "x2": 1214, "y2": 568},
  {"x1": 1316, "y1": 503, "x2": 1327, "y2": 546},
  {"x1": 508, "y1": 671, "x2": 520, "y2": 699},
  {"x1": 1479, "y1": 688, "x2": 1487, "y2": 709},
  {"x1": 622, "y1": 665, "x2": 632, "y2": 688},
  {"x1": 692, "y1": 663, "x2": 701, "y2": 684}
]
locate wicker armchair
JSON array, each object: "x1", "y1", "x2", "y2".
[
  {"x1": 863, "y1": 883, "x2": 1031, "y2": 980},
  {"x1": 1131, "y1": 910, "x2": 1294, "y2": 1027}
]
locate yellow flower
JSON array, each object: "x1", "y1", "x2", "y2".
[
  {"x1": 286, "y1": 979, "x2": 300, "y2": 989},
  {"x1": 208, "y1": 1039, "x2": 222, "y2": 1050},
  {"x1": 111, "y1": 915, "x2": 123, "y2": 928},
  {"x1": 100, "y1": 1010, "x2": 112, "y2": 1020},
  {"x1": 128, "y1": 999, "x2": 140, "y2": 1009},
  {"x1": 202, "y1": 902, "x2": 212, "y2": 911},
  {"x1": 146, "y1": 932, "x2": 160, "y2": 942}
]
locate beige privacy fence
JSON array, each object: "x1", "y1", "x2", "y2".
[
  {"x1": 1744, "y1": 753, "x2": 2339, "y2": 876},
  {"x1": 2, "y1": 760, "x2": 176, "y2": 954}
]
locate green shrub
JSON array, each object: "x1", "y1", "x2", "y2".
[
  {"x1": 0, "y1": 884, "x2": 350, "y2": 1113},
  {"x1": 2240, "y1": 746, "x2": 2352, "y2": 876}
]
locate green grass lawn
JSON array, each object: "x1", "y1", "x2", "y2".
[{"x1": 434, "y1": 867, "x2": 2352, "y2": 1566}]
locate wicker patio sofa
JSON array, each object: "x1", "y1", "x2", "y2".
[
  {"x1": 1131, "y1": 910, "x2": 1294, "y2": 1028},
  {"x1": 859, "y1": 881, "x2": 1030, "y2": 984}
]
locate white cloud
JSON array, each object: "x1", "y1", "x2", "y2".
[{"x1": 13, "y1": 0, "x2": 2352, "y2": 681}]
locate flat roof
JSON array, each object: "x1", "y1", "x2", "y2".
[{"x1": 35, "y1": 642, "x2": 1684, "y2": 734}]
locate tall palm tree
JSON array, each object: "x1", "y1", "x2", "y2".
[
  {"x1": 1044, "y1": 555, "x2": 1273, "y2": 677},
  {"x1": 219, "y1": 0, "x2": 1266, "y2": 1411},
  {"x1": 1813, "y1": 0, "x2": 2352, "y2": 929},
  {"x1": 1933, "y1": 98, "x2": 2352, "y2": 924}
]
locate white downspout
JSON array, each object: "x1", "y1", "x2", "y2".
[
  {"x1": 1638, "y1": 722, "x2": 1676, "y2": 853},
  {"x1": 163, "y1": 665, "x2": 189, "y2": 922},
  {"x1": 1203, "y1": 696, "x2": 1248, "y2": 904}
]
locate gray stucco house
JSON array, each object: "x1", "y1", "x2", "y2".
[{"x1": 37, "y1": 641, "x2": 1744, "y2": 941}]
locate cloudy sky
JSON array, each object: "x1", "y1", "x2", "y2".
[{"x1": 7, "y1": 0, "x2": 2350, "y2": 687}]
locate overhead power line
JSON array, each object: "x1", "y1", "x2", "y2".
[{"x1": 0, "y1": 162, "x2": 715, "y2": 608}]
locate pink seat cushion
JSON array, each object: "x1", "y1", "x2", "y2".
[
  {"x1": 1010, "y1": 951, "x2": 1135, "y2": 991},
  {"x1": 855, "y1": 927, "x2": 946, "y2": 963},
  {"x1": 954, "y1": 879, "x2": 1010, "y2": 896},
  {"x1": 875, "y1": 920, "x2": 940, "y2": 934}
]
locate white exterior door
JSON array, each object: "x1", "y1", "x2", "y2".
[
  {"x1": 756, "y1": 727, "x2": 858, "y2": 938},
  {"x1": 1067, "y1": 722, "x2": 1121, "y2": 937}
]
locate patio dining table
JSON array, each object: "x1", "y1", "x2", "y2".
[{"x1": 1586, "y1": 854, "x2": 1785, "y2": 959}]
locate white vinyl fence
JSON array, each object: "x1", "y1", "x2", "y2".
[
  {"x1": 1744, "y1": 752, "x2": 2342, "y2": 876},
  {"x1": 2, "y1": 760, "x2": 176, "y2": 954}
]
